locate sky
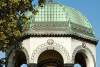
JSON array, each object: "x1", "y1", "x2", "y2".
[{"x1": 0, "y1": 0, "x2": 100, "y2": 67}]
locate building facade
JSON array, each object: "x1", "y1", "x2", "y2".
[{"x1": 7, "y1": 0, "x2": 98, "y2": 67}]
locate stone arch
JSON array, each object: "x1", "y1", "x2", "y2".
[
  {"x1": 7, "y1": 46, "x2": 29, "y2": 67},
  {"x1": 20, "y1": 46, "x2": 29, "y2": 64},
  {"x1": 72, "y1": 45, "x2": 96, "y2": 67},
  {"x1": 31, "y1": 41, "x2": 70, "y2": 64},
  {"x1": 37, "y1": 50, "x2": 64, "y2": 67}
]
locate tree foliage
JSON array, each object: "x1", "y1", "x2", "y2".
[
  {"x1": 0, "y1": 0, "x2": 32, "y2": 50},
  {"x1": 38, "y1": 0, "x2": 46, "y2": 6}
]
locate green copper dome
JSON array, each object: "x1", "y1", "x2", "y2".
[{"x1": 18, "y1": 1, "x2": 96, "y2": 41}]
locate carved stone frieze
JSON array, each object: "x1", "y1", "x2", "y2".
[{"x1": 31, "y1": 39, "x2": 70, "y2": 63}]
